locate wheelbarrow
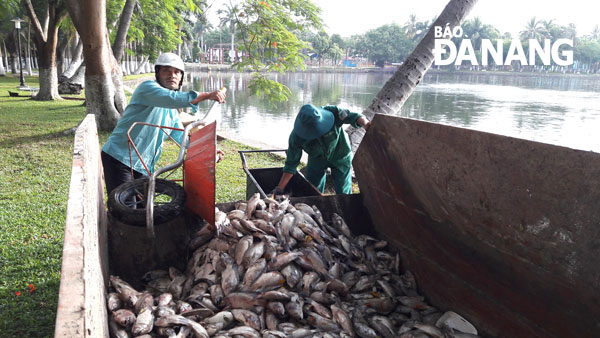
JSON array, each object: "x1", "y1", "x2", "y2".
[
  {"x1": 107, "y1": 119, "x2": 218, "y2": 238},
  {"x1": 239, "y1": 149, "x2": 322, "y2": 199}
]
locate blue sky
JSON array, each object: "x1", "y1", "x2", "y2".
[{"x1": 207, "y1": 0, "x2": 599, "y2": 38}]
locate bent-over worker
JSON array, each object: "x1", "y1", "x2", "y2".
[
  {"x1": 101, "y1": 52, "x2": 226, "y2": 195},
  {"x1": 272, "y1": 104, "x2": 371, "y2": 195}
]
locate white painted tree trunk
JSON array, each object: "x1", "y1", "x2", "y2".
[
  {"x1": 133, "y1": 55, "x2": 149, "y2": 74},
  {"x1": 0, "y1": 45, "x2": 5, "y2": 76},
  {"x1": 36, "y1": 67, "x2": 61, "y2": 100},
  {"x1": 62, "y1": 38, "x2": 83, "y2": 79},
  {"x1": 347, "y1": 0, "x2": 478, "y2": 153}
]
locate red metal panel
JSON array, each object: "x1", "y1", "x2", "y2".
[
  {"x1": 184, "y1": 122, "x2": 216, "y2": 225},
  {"x1": 353, "y1": 114, "x2": 600, "y2": 338}
]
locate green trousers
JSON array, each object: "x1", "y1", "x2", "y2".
[{"x1": 305, "y1": 157, "x2": 352, "y2": 194}]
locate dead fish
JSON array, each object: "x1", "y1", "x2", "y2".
[
  {"x1": 254, "y1": 209, "x2": 271, "y2": 221},
  {"x1": 413, "y1": 323, "x2": 444, "y2": 338},
  {"x1": 265, "y1": 311, "x2": 279, "y2": 330},
  {"x1": 107, "y1": 292, "x2": 122, "y2": 312},
  {"x1": 241, "y1": 258, "x2": 267, "y2": 290},
  {"x1": 203, "y1": 310, "x2": 234, "y2": 325},
  {"x1": 221, "y1": 263, "x2": 240, "y2": 295},
  {"x1": 228, "y1": 209, "x2": 246, "y2": 220},
  {"x1": 248, "y1": 271, "x2": 285, "y2": 292},
  {"x1": 224, "y1": 292, "x2": 266, "y2": 310},
  {"x1": 226, "y1": 325, "x2": 262, "y2": 337},
  {"x1": 268, "y1": 251, "x2": 302, "y2": 271},
  {"x1": 286, "y1": 294, "x2": 304, "y2": 321},
  {"x1": 301, "y1": 271, "x2": 320, "y2": 295},
  {"x1": 155, "y1": 314, "x2": 210, "y2": 338},
  {"x1": 267, "y1": 301, "x2": 286, "y2": 317},
  {"x1": 108, "y1": 316, "x2": 129, "y2": 338},
  {"x1": 326, "y1": 279, "x2": 349, "y2": 297},
  {"x1": 132, "y1": 307, "x2": 154, "y2": 336},
  {"x1": 308, "y1": 299, "x2": 332, "y2": 319},
  {"x1": 368, "y1": 315, "x2": 395, "y2": 338},
  {"x1": 242, "y1": 240, "x2": 265, "y2": 267},
  {"x1": 232, "y1": 309, "x2": 262, "y2": 330},
  {"x1": 330, "y1": 304, "x2": 354, "y2": 337},
  {"x1": 113, "y1": 308, "x2": 136, "y2": 327},
  {"x1": 156, "y1": 305, "x2": 176, "y2": 317},
  {"x1": 307, "y1": 311, "x2": 341, "y2": 333},
  {"x1": 331, "y1": 213, "x2": 352, "y2": 238},
  {"x1": 208, "y1": 284, "x2": 224, "y2": 306},
  {"x1": 235, "y1": 235, "x2": 254, "y2": 266},
  {"x1": 254, "y1": 218, "x2": 276, "y2": 235},
  {"x1": 134, "y1": 292, "x2": 154, "y2": 313},
  {"x1": 245, "y1": 193, "x2": 261, "y2": 218},
  {"x1": 281, "y1": 263, "x2": 302, "y2": 289},
  {"x1": 110, "y1": 276, "x2": 141, "y2": 307}
]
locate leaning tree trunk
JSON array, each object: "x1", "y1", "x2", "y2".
[
  {"x1": 347, "y1": 0, "x2": 478, "y2": 152},
  {"x1": 112, "y1": 0, "x2": 136, "y2": 62},
  {"x1": 61, "y1": 37, "x2": 83, "y2": 79},
  {"x1": 133, "y1": 55, "x2": 149, "y2": 74},
  {"x1": 66, "y1": 0, "x2": 126, "y2": 131}
]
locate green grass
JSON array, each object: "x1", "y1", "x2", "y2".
[{"x1": 0, "y1": 74, "x2": 285, "y2": 337}]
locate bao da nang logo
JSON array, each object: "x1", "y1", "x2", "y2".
[{"x1": 433, "y1": 25, "x2": 573, "y2": 66}]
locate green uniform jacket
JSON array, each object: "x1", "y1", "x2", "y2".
[{"x1": 283, "y1": 105, "x2": 363, "y2": 174}]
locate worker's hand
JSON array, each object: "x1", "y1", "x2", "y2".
[
  {"x1": 270, "y1": 186, "x2": 285, "y2": 197},
  {"x1": 210, "y1": 89, "x2": 226, "y2": 103},
  {"x1": 364, "y1": 121, "x2": 371, "y2": 131},
  {"x1": 216, "y1": 149, "x2": 225, "y2": 163}
]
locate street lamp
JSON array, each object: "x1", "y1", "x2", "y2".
[{"x1": 11, "y1": 18, "x2": 29, "y2": 90}]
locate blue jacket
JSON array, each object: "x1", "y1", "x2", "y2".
[{"x1": 102, "y1": 80, "x2": 199, "y2": 175}]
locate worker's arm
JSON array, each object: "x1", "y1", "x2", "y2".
[
  {"x1": 273, "y1": 172, "x2": 294, "y2": 195},
  {"x1": 191, "y1": 90, "x2": 226, "y2": 105},
  {"x1": 357, "y1": 116, "x2": 371, "y2": 130}
]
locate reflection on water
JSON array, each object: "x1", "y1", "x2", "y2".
[{"x1": 185, "y1": 71, "x2": 600, "y2": 152}]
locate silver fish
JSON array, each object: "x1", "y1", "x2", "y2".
[
  {"x1": 232, "y1": 309, "x2": 262, "y2": 330},
  {"x1": 268, "y1": 252, "x2": 302, "y2": 271},
  {"x1": 368, "y1": 315, "x2": 395, "y2": 338},
  {"x1": 221, "y1": 263, "x2": 240, "y2": 295},
  {"x1": 241, "y1": 258, "x2": 267, "y2": 290},
  {"x1": 281, "y1": 263, "x2": 302, "y2": 289},
  {"x1": 245, "y1": 193, "x2": 261, "y2": 218},
  {"x1": 235, "y1": 235, "x2": 254, "y2": 265},
  {"x1": 306, "y1": 311, "x2": 341, "y2": 332},
  {"x1": 330, "y1": 304, "x2": 354, "y2": 337},
  {"x1": 267, "y1": 301, "x2": 286, "y2": 317},
  {"x1": 265, "y1": 310, "x2": 279, "y2": 330},
  {"x1": 224, "y1": 292, "x2": 266, "y2": 310},
  {"x1": 132, "y1": 307, "x2": 154, "y2": 336},
  {"x1": 113, "y1": 308, "x2": 136, "y2": 327},
  {"x1": 227, "y1": 325, "x2": 261, "y2": 338},
  {"x1": 107, "y1": 292, "x2": 122, "y2": 312},
  {"x1": 331, "y1": 213, "x2": 352, "y2": 238},
  {"x1": 248, "y1": 271, "x2": 285, "y2": 292},
  {"x1": 108, "y1": 316, "x2": 129, "y2": 338}
]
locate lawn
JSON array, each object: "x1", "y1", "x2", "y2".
[{"x1": 0, "y1": 74, "x2": 284, "y2": 337}]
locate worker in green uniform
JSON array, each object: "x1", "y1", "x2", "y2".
[{"x1": 272, "y1": 104, "x2": 371, "y2": 195}]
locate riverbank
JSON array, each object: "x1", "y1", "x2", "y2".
[{"x1": 185, "y1": 62, "x2": 600, "y2": 78}]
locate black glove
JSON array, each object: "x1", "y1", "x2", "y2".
[{"x1": 270, "y1": 187, "x2": 285, "y2": 196}]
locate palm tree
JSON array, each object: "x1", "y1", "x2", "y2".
[
  {"x1": 403, "y1": 14, "x2": 418, "y2": 39},
  {"x1": 347, "y1": 0, "x2": 479, "y2": 152},
  {"x1": 590, "y1": 25, "x2": 600, "y2": 40},
  {"x1": 520, "y1": 17, "x2": 545, "y2": 40},
  {"x1": 217, "y1": 3, "x2": 240, "y2": 61}
]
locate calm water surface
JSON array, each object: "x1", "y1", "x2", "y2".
[{"x1": 185, "y1": 71, "x2": 600, "y2": 152}]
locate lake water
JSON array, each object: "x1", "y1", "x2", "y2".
[{"x1": 185, "y1": 71, "x2": 600, "y2": 153}]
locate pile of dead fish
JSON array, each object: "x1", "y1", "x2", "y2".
[{"x1": 107, "y1": 193, "x2": 480, "y2": 338}]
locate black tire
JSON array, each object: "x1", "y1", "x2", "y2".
[{"x1": 107, "y1": 178, "x2": 186, "y2": 226}]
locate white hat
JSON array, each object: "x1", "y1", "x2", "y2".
[{"x1": 155, "y1": 52, "x2": 185, "y2": 72}]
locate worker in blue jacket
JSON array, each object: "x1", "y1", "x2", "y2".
[
  {"x1": 272, "y1": 104, "x2": 371, "y2": 195},
  {"x1": 101, "y1": 52, "x2": 226, "y2": 195}
]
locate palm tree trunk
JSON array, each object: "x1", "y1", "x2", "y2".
[{"x1": 348, "y1": 0, "x2": 478, "y2": 152}]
